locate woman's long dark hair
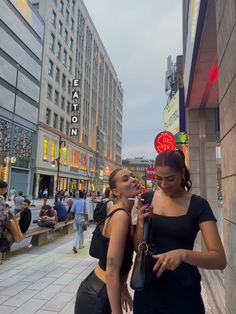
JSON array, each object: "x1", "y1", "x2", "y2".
[{"x1": 154, "y1": 150, "x2": 192, "y2": 191}]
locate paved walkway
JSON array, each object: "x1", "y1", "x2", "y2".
[
  {"x1": 0, "y1": 226, "x2": 212, "y2": 314},
  {"x1": 0, "y1": 228, "x2": 97, "y2": 314}
]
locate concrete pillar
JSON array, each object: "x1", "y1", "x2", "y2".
[{"x1": 215, "y1": 0, "x2": 236, "y2": 312}]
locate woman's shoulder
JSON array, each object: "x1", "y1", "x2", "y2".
[
  {"x1": 191, "y1": 194, "x2": 209, "y2": 205},
  {"x1": 189, "y1": 194, "x2": 212, "y2": 214},
  {"x1": 109, "y1": 208, "x2": 130, "y2": 219}
]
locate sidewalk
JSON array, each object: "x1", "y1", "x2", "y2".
[
  {"x1": 0, "y1": 227, "x2": 212, "y2": 314},
  {"x1": 0, "y1": 228, "x2": 97, "y2": 314}
]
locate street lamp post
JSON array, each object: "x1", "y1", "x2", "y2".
[{"x1": 52, "y1": 135, "x2": 66, "y2": 203}]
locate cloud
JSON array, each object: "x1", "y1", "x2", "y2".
[{"x1": 83, "y1": 0, "x2": 182, "y2": 158}]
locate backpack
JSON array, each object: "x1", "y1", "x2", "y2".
[{"x1": 93, "y1": 199, "x2": 109, "y2": 223}]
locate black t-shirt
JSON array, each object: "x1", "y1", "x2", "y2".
[
  {"x1": 149, "y1": 194, "x2": 216, "y2": 288},
  {"x1": 19, "y1": 209, "x2": 32, "y2": 233}
]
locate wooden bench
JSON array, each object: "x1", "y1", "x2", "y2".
[{"x1": 23, "y1": 220, "x2": 74, "y2": 246}]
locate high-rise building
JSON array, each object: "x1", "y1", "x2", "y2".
[
  {"x1": 0, "y1": 0, "x2": 44, "y2": 196},
  {"x1": 31, "y1": 0, "x2": 123, "y2": 196}
]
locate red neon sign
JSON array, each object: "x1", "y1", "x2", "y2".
[
  {"x1": 154, "y1": 131, "x2": 176, "y2": 153},
  {"x1": 209, "y1": 65, "x2": 218, "y2": 84}
]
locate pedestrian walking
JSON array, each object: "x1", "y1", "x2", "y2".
[
  {"x1": 42, "y1": 188, "x2": 48, "y2": 205},
  {"x1": 14, "y1": 191, "x2": 24, "y2": 215},
  {"x1": 133, "y1": 150, "x2": 227, "y2": 314},
  {"x1": 68, "y1": 191, "x2": 88, "y2": 252},
  {"x1": 74, "y1": 168, "x2": 141, "y2": 314},
  {"x1": 8, "y1": 187, "x2": 16, "y2": 202}
]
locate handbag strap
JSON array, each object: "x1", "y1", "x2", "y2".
[
  {"x1": 140, "y1": 191, "x2": 155, "y2": 246},
  {"x1": 96, "y1": 208, "x2": 128, "y2": 228},
  {"x1": 83, "y1": 200, "x2": 86, "y2": 215}
]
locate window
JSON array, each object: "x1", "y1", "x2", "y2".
[
  {"x1": 50, "y1": 33, "x2": 55, "y2": 52},
  {"x1": 64, "y1": 29, "x2": 68, "y2": 43},
  {"x1": 53, "y1": 113, "x2": 58, "y2": 128},
  {"x1": 66, "y1": 121, "x2": 70, "y2": 135},
  {"x1": 58, "y1": 0, "x2": 64, "y2": 14},
  {"x1": 63, "y1": 49, "x2": 67, "y2": 66},
  {"x1": 69, "y1": 37, "x2": 73, "y2": 50},
  {"x1": 48, "y1": 60, "x2": 54, "y2": 76},
  {"x1": 71, "y1": 18, "x2": 74, "y2": 31},
  {"x1": 54, "y1": 90, "x2": 59, "y2": 105},
  {"x1": 32, "y1": 2, "x2": 39, "y2": 10},
  {"x1": 66, "y1": 9, "x2": 69, "y2": 23},
  {"x1": 62, "y1": 74, "x2": 66, "y2": 90},
  {"x1": 47, "y1": 84, "x2": 52, "y2": 100},
  {"x1": 43, "y1": 137, "x2": 49, "y2": 160},
  {"x1": 51, "y1": 141, "x2": 56, "y2": 161},
  {"x1": 67, "y1": 80, "x2": 71, "y2": 94},
  {"x1": 51, "y1": 10, "x2": 56, "y2": 26},
  {"x1": 67, "y1": 101, "x2": 70, "y2": 114},
  {"x1": 56, "y1": 41, "x2": 61, "y2": 59},
  {"x1": 60, "y1": 117, "x2": 64, "y2": 131},
  {"x1": 58, "y1": 20, "x2": 63, "y2": 35},
  {"x1": 61, "y1": 96, "x2": 65, "y2": 109},
  {"x1": 68, "y1": 57, "x2": 72, "y2": 72},
  {"x1": 46, "y1": 108, "x2": 51, "y2": 125},
  {"x1": 55, "y1": 67, "x2": 60, "y2": 82}
]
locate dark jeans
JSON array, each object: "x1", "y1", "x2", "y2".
[
  {"x1": 37, "y1": 220, "x2": 55, "y2": 228},
  {"x1": 74, "y1": 271, "x2": 111, "y2": 314}
]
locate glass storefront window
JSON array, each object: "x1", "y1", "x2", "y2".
[
  {"x1": 51, "y1": 141, "x2": 56, "y2": 161},
  {"x1": 63, "y1": 147, "x2": 68, "y2": 165},
  {"x1": 43, "y1": 138, "x2": 49, "y2": 160}
]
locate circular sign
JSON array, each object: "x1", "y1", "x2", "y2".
[
  {"x1": 154, "y1": 131, "x2": 176, "y2": 153},
  {"x1": 175, "y1": 132, "x2": 188, "y2": 145}
]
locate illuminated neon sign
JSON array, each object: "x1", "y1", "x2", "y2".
[{"x1": 154, "y1": 131, "x2": 176, "y2": 153}]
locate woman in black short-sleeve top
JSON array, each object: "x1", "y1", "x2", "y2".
[{"x1": 134, "y1": 150, "x2": 226, "y2": 314}]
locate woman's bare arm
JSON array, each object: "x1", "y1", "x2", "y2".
[{"x1": 105, "y1": 210, "x2": 130, "y2": 314}]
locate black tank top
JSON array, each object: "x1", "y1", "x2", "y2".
[{"x1": 98, "y1": 208, "x2": 134, "y2": 276}]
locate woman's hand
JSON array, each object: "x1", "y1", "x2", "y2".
[
  {"x1": 137, "y1": 200, "x2": 152, "y2": 228},
  {"x1": 152, "y1": 249, "x2": 186, "y2": 278},
  {"x1": 121, "y1": 284, "x2": 133, "y2": 313}
]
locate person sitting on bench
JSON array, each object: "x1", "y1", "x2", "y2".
[
  {"x1": 15, "y1": 199, "x2": 32, "y2": 233},
  {"x1": 36, "y1": 205, "x2": 57, "y2": 228}
]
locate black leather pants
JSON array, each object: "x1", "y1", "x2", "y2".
[{"x1": 74, "y1": 271, "x2": 111, "y2": 314}]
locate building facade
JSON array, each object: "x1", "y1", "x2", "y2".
[
  {"x1": 183, "y1": 0, "x2": 236, "y2": 313},
  {"x1": 31, "y1": 0, "x2": 123, "y2": 196},
  {"x1": 0, "y1": 0, "x2": 44, "y2": 197},
  {"x1": 122, "y1": 157, "x2": 155, "y2": 189}
]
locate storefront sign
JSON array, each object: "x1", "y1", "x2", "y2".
[
  {"x1": 163, "y1": 90, "x2": 180, "y2": 134},
  {"x1": 154, "y1": 131, "x2": 176, "y2": 153},
  {"x1": 71, "y1": 79, "x2": 80, "y2": 137},
  {"x1": 146, "y1": 167, "x2": 156, "y2": 179}
]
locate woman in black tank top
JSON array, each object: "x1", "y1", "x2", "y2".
[
  {"x1": 133, "y1": 150, "x2": 226, "y2": 314},
  {"x1": 74, "y1": 168, "x2": 141, "y2": 314}
]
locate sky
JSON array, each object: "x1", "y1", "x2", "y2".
[{"x1": 83, "y1": 0, "x2": 182, "y2": 159}]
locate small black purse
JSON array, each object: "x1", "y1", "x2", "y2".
[
  {"x1": 130, "y1": 217, "x2": 156, "y2": 291},
  {"x1": 130, "y1": 191, "x2": 155, "y2": 291}
]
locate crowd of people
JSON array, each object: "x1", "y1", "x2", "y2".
[{"x1": 0, "y1": 149, "x2": 227, "y2": 313}]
